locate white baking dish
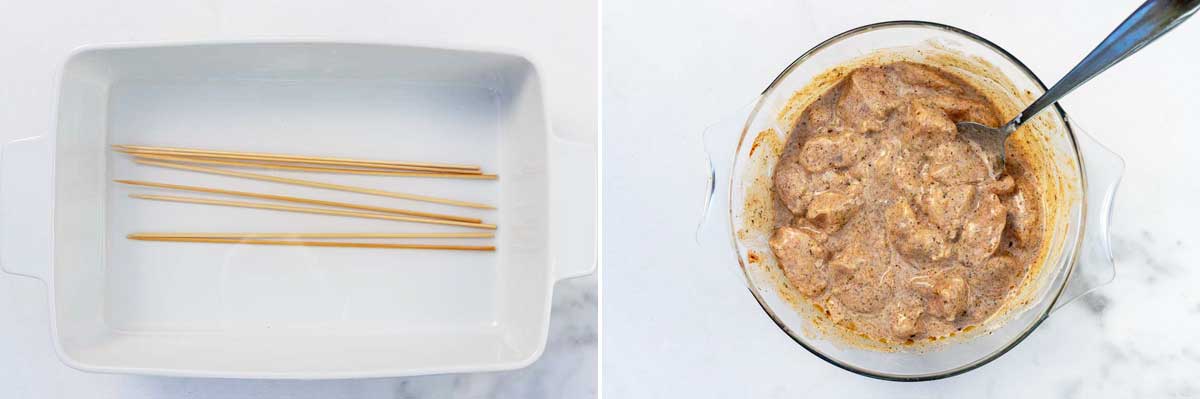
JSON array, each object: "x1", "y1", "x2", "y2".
[{"x1": 0, "y1": 41, "x2": 596, "y2": 378}]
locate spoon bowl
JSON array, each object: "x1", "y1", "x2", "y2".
[{"x1": 957, "y1": 120, "x2": 1014, "y2": 175}]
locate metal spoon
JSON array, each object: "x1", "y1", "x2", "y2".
[{"x1": 958, "y1": 0, "x2": 1199, "y2": 174}]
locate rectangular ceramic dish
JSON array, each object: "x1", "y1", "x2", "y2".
[{"x1": 0, "y1": 41, "x2": 596, "y2": 378}]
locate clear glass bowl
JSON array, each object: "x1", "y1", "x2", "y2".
[{"x1": 698, "y1": 21, "x2": 1124, "y2": 381}]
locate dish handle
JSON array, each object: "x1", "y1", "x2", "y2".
[
  {"x1": 0, "y1": 136, "x2": 52, "y2": 282},
  {"x1": 550, "y1": 133, "x2": 597, "y2": 280},
  {"x1": 696, "y1": 102, "x2": 758, "y2": 286},
  {"x1": 1051, "y1": 120, "x2": 1124, "y2": 312}
]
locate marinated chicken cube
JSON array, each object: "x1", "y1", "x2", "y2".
[
  {"x1": 1006, "y1": 190, "x2": 1039, "y2": 245},
  {"x1": 927, "y1": 140, "x2": 989, "y2": 185},
  {"x1": 894, "y1": 62, "x2": 961, "y2": 92},
  {"x1": 773, "y1": 155, "x2": 811, "y2": 215},
  {"x1": 887, "y1": 296, "x2": 925, "y2": 339},
  {"x1": 835, "y1": 67, "x2": 897, "y2": 133},
  {"x1": 825, "y1": 297, "x2": 848, "y2": 324},
  {"x1": 928, "y1": 93, "x2": 1001, "y2": 127},
  {"x1": 832, "y1": 261, "x2": 893, "y2": 314},
  {"x1": 891, "y1": 153, "x2": 924, "y2": 196},
  {"x1": 920, "y1": 184, "x2": 976, "y2": 232},
  {"x1": 969, "y1": 255, "x2": 1026, "y2": 297},
  {"x1": 798, "y1": 96, "x2": 839, "y2": 133},
  {"x1": 799, "y1": 133, "x2": 866, "y2": 172},
  {"x1": 895, "y1": 101, "x2": 956, "y2": 151},
  {"x1": 887, "y1": 199, "x2": 948, "y2": 261},
  {"x1": 884, "y1": 199, "x2": 919, "y2": 236},
  {"x1": 959, "y1": 192, "x2": 1007, "y2": 264},
  {"x1": 806, "y1": 191, "x2": 858, "y2": 231},
  {"x1": 922, "y1": 270, "x2": 969, "y2": 321},
  {"x1": 769, "y1": 226, "x2": 829, "y2": 297},
  {"x1": 985, "y1": 175, "x2": 1015, "y2": 195},
  {"x1": 897, "y1": 227, "x2": 950, "y2": 263}
]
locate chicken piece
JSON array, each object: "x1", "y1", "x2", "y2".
[
  {"x1": 919, "y1": 269, "x2": 969, "y2": 321},
  {"x1": 886, "y1": 191, "x2": 949, "y2": 263},
  {"x1": 835, "y1": 67, "x2": 897, "y2": 133},
  {"x1": 985, "y1": 175, "x2": 1015, "y2": 195},
  {"x1": 891, "y1": 153, "x2": 924, "y2": 196},
  {"x1": 797, "y1": 95, "x2": 840, "y2": 134},
  {"x1": 825, "y1": 297, "x2": 848, "y2": 324},
  {"x1": 884, "y1": 198, "x2": 918, "y2": 236},
  {"x1": 894, "y1": 101, "x2": 956, "y2": 151},
  {"x1": 927, "y1": 140, "x2": 989, "y2": 185},
  {"x1": 959, "y1": 192, "x2": 1007, "y2": 264},
  {"x1": 847, "y1": 152, "x2": 873, "y2": 181},
  {"x1": 827, "y1": 247, "x2": 867, "y2": 284},
  {"x1": 835, "y1": 251, "x2": 892, "y2": 312},
  {"x1": 920, "y1": 184, "x2": 976, "y2": 233},
  {"x1": 773, "y1": 156, "x2": 811, "y2": 215},
  {"x1": 896, "y1": 227, "x2": 950, "y2": 263},
  {"x1": 969, "y1": 255, "x2": 1025, "y2": 297},
  {"x1": 849, "y1": 136, "x2": 894, "y2": 180},
  {"x1": 799, "y1": 133, "x2": 866, "y2": 172},
  {"x1": 887, "y1": 296, "x2": 925, "y2": 339},
  {"x1": 1007, "y1": 190, "x2": 1039, "y2": 245},
  {"x1": 928, "y1": 93, "x2": 1001, "y2": 127},
  {"x1": 806, "y1": 169, "x2": 853, "y2": 193},
  {"x1": 788, "y1": 223, "x2": 829, "y2": 243},
  {"x1": 768, "y1": 226, "x2": 829, "y2": 297},
  {"x1": 806, "y1": 191, "x2": 858, "y2": 232},
  {"x1": 921, "y1": 317, "x2": 958, "y2": 338},
  {"x1": 894, "y1": 62, "x2": 961, "y2": 92}
]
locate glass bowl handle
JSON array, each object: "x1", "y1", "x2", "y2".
[
  {"x1": 1051, "y1": 119, "x2": 1125, "y2": 312},
  {"x1": 696, "y1": 101, "x2": 758, "y2": 287}
]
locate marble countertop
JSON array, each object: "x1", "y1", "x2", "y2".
[
  {"x1": 602, "y1": 0, "x2": 1200, "y2": 397},
  {"x1": 0, "y1": 0, "x2": 596, "y2": 397}
]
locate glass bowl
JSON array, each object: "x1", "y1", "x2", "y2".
[{"x1": 698, "y1": 21, "x2": 1124, "y2": 381}]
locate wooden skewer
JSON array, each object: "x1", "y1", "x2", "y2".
[
  {"x1": 118, "y1": 147, "x2": 482, "y2": 175},
  {"x1": 132, "y1": 194, "x2": 496, "y2": 230},
  {"x1": 132, "y1": 159, "x2": 495, "y2": 209},
  {"x1": 127, "y1": 235, "x2": 495, "y2": 251},
  {"x1": 115, "y1": 145, "x2": 481, "y2": 173},
  {"x1": 117, "y1": 144, "x2": 480, "y2": 171},
  {"x1": 125, "y1": 152, "x2": 498, "y2": 180},
  {"x1": 115, "y1": 179, "x2": 482, "y2": 223},
  {"x1": 129, "y1": 232, "x2": 494, "y2": 239},
  {"x1": 118, "y1": 147, "x2": 484, "y2": 175}
]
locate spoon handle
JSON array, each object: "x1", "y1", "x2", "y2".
[{"x1": 1007, "y1": 0, "x2": 1199, "y2": 131}]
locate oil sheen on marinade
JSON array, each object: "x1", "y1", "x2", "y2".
[{"x1": 768, "y1": 62, "x2": 1042, "y2": 343}]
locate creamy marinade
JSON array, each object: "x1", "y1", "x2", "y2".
[{"x1": 768, "y1": 61, "x2": 1043, "y2": 343}]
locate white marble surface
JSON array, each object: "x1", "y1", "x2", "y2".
[
  {"x1": 0, "y1": 0, "x2": 596, "y2": 397},
  {"x1": 603, "y1": 0, "x2": 1200, "y2": 397}
]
